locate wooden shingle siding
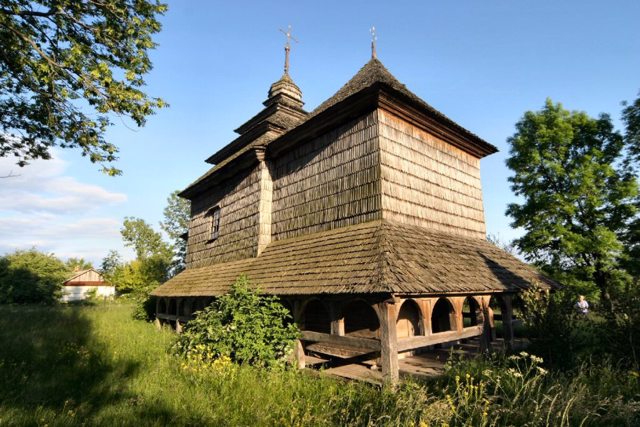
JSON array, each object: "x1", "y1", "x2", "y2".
[
  {"x1": 187, "y1": 165, "x2": 262, "y2": 268},
  {"x1": 271, "y1": 111, "x2": 382, "y2": 241},
  {"x1": 378, "y1": 109, "x2": 486, "y2": 238}
]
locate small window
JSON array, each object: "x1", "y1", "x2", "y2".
[{"x1": 207, "y1": 206, "x2": 221, "y2": 241}]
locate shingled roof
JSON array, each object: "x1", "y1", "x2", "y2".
[
  {"x1": 181, "y1": 58, "x2": 498, "y2": 199},
  {"x1": 309, "y1": 58, "x2": 497, "y2": 154},
  {"x1": 152, "y1": 220, "x2": 556, "y2": 298}
]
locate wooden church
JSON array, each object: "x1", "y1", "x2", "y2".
[{"x1": 152, "y1": 38, "x2": 555, "y2": 382}]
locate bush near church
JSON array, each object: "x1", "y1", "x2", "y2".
[{"x1": 173, "y1": 276, "x2": 299, "y2": 368}]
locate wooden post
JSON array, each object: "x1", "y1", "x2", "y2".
[
  {"x1": 295, "y1": 339, "x2": 306, "y2": 369},
  {"x1": 379, "y1": 300, "x2": 399, "y2": 384},
  {"x1": 292, "y1": 300, "x2": 306, "y2": 369},
  {"x1": 329, "y1": 301, "x2": 345, "y2": 336},
  {"x1": 175, "y1": 319, "x2": 183, "y2": 334},
  {"x1": 450, "y1": 297, "x2": 464, "y2": 333},
  {"x1": 479, "y1": 296, "x2": 492, "y2": 353},
  {"x1": 420, "y1": 298, "x2": 434, "y2": 336},
  {"x1": 154, "y1": 298, "x2": 161, "y2": 329},
  {"x1": 502, "y1": 295, "x2": 514, "y2": 350}
]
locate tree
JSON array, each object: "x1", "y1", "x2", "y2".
[
  {"x1": 621, "y1": 92, "x2": 640, "y2": 287},
  {"x1": 622, "y1": 91, "x2": 640, "y2": 166},
  {"x1": 121, "y1": 216, "x2": 171, "y2": 261},
  {"x1": 0, "y1": 248, "x2": 68, "y2": 304},
  {"x1": 160, "y1": 190, "x2": 190, "y2": 275},
  {"x1": 103, "y1": 218, "x2": 171, "y2": 312},
  {"x1": 506, "y1": 99, "x2": 638, "y2": 306},
  {"x1": 0, "y1": 0, "x2": 167, "y2": 175},
  {"x1": 65, "y1": 257, "x2": 93, "y2": 272},
  {"x1": 100, "y1": 249, "x2": 122, "y2": 278}
]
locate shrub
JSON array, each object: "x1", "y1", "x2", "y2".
[
  {"x1": 0, "y1": 249, "x2": 68, "y2": 304},
  {"x1": 519, "y1": 286, "x2": 605, "y2": 369},
  {"x1": 173, "y1": 275, "x2": 299, "y2": 368}
]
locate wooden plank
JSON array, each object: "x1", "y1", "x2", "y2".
[
  {"x1": 300, "y1": 330, "x2": 381, "y2": 351},
  {"x1": 397, "y1": 326, "x2": 482, "y2": 352}
]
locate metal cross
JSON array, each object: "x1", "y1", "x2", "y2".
[
  {"x1": 279, "y1": 25, "x2": 298, "y2": 74},
  {"x1": 370, "y1": 26, "x2": 377, "y2": 59}
]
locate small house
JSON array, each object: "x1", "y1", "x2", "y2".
[{"x1": 61, "y1": 268, "x2": 114, "y2": 302}]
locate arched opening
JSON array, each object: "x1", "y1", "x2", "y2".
[
  {"x1": 168, "y1": 298, "x2": 177, "y2": 315},
  {"x1": 301, "y1": 299, "x2": 331, "y2": 333},
  {"x1": 431, "y1": 298, "x2": 454, "y2": 333},
  {"x1": 397, "y1": 299, "x2": 421, "y2": 338},
  {"x1": 181, "y1": 298, "x2": 193, "y2": 317},
  {"x1": 158, "y1": 298, "x2": 167, "y2": 314},
  {"x1": 462, "y1": 297, "x2": 480, "y2": 327},
  {"x1": 343, "y1": 300, "x2": 380, "y2": 338}
]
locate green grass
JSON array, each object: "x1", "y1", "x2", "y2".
[{"x1": 0, "y1": 304, "x2": 638, "y2": 426}]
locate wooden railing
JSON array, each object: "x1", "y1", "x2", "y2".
[
  {"x1": 300, "y1": 330, "x2": 381, "y2": 351},
  {"x1": 397, "y1": 326, "x2": 483, "y2": 352}
]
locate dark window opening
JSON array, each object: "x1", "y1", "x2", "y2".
[{"x1": 208, "y1": 206, "x2": 221, "y2": 241}]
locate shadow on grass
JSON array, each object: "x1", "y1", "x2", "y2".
[{"x1": 0, "y1": 305, "x2": 151, "y2": 421}]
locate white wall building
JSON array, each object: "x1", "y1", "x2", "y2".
[{"x1": 61, "y1": 268, "x2": 115, "y2": 302}]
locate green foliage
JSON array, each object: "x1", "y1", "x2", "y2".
[
  {"x1": 622, "y1": 91, "x2": 640, "y2": 166},
  {"x1": 519, "y1": 287, "x2": 605, "y2": 369},
  {"x1": 438, "y1": 352, "x2": 640, "y2": 426},
  {"x1": 519, "y1": 284, "x2": 640, "y2": 372},
  {"x1": 0, "y1": 248, "x2": 68, "y2": 304},
  {"x1": 506, "y1": 99, "x2": 639, "y2": 302},
  {"x1": 160, "y1": 190, "x2": 190, "y2": 276},
  {"x1": 604, "y1": 287, "x2": 640, "y2": 369},
  {"x1": 174, "y1": 276, "x2": 299, "y2": 368},
  {"x1": 121, "y1": 217, "x2": 172, "y2": 262},
  {"x1": 65, "y1": 257, "x2": 93, "y2": 272},
  {"x1": 0, "y1": 0, "x2": 167, "y2": 175},
  {"x1": 1, "y1": 305, "x2": 638, "y2": 426}
]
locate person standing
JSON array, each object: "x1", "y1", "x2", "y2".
[{"x1": 575, "y1": 295, "x2": 589, "y2": 315}]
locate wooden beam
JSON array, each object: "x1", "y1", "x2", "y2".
[
  {"x1": 379, "y1": 300, "x2": 399, "y2": 383},
  {"x1": 300, "y1": 330, "x2": 381, "y2": 351},
  {"x1": 397, "y1": 326, "x2": 482, "y2": 352}
]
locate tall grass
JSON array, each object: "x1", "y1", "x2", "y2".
[{"x1": 0, "y1": 304, "x2": 638, "y2": 426}]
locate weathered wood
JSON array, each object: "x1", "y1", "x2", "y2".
[
  {"x1": 295, "y1": 339, "x2": 306, "y2": 369},
  {"x1": 256, "y1": 148, "x2": 273, "y2": 256},
  {"x1": 379, "y1": 300, "x2": 399, "y2": 383},
  {"x1": 378, "y1": 109, "x2": 486, "y2": 238},
  {"x1": 300, "y1": 330, "x2": 381, "y2": 351},
  {"x1": 397, "y1": 326, "x2": 482, "y2": 352},
  {"x1": 501, "y1": 295, "x2": 514, "y2": 349}
]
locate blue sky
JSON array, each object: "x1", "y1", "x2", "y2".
[{"x1": 1, "y1": 0, "x2": 639, "y2": 265}]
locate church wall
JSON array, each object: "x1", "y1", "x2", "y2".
[
  {"x1": 378, "y1": 109, "x2": 486, "y2": 238},
  {"x1": 271, "y1": 111, "x2": 382, "y2": 241},
  {"x1": 186, "y1": 165, "x2": 262, "y2": 268}
]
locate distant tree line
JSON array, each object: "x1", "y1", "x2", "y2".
[{"x1": 0, "y1": 190, "x2": 189, "y2": 307}]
